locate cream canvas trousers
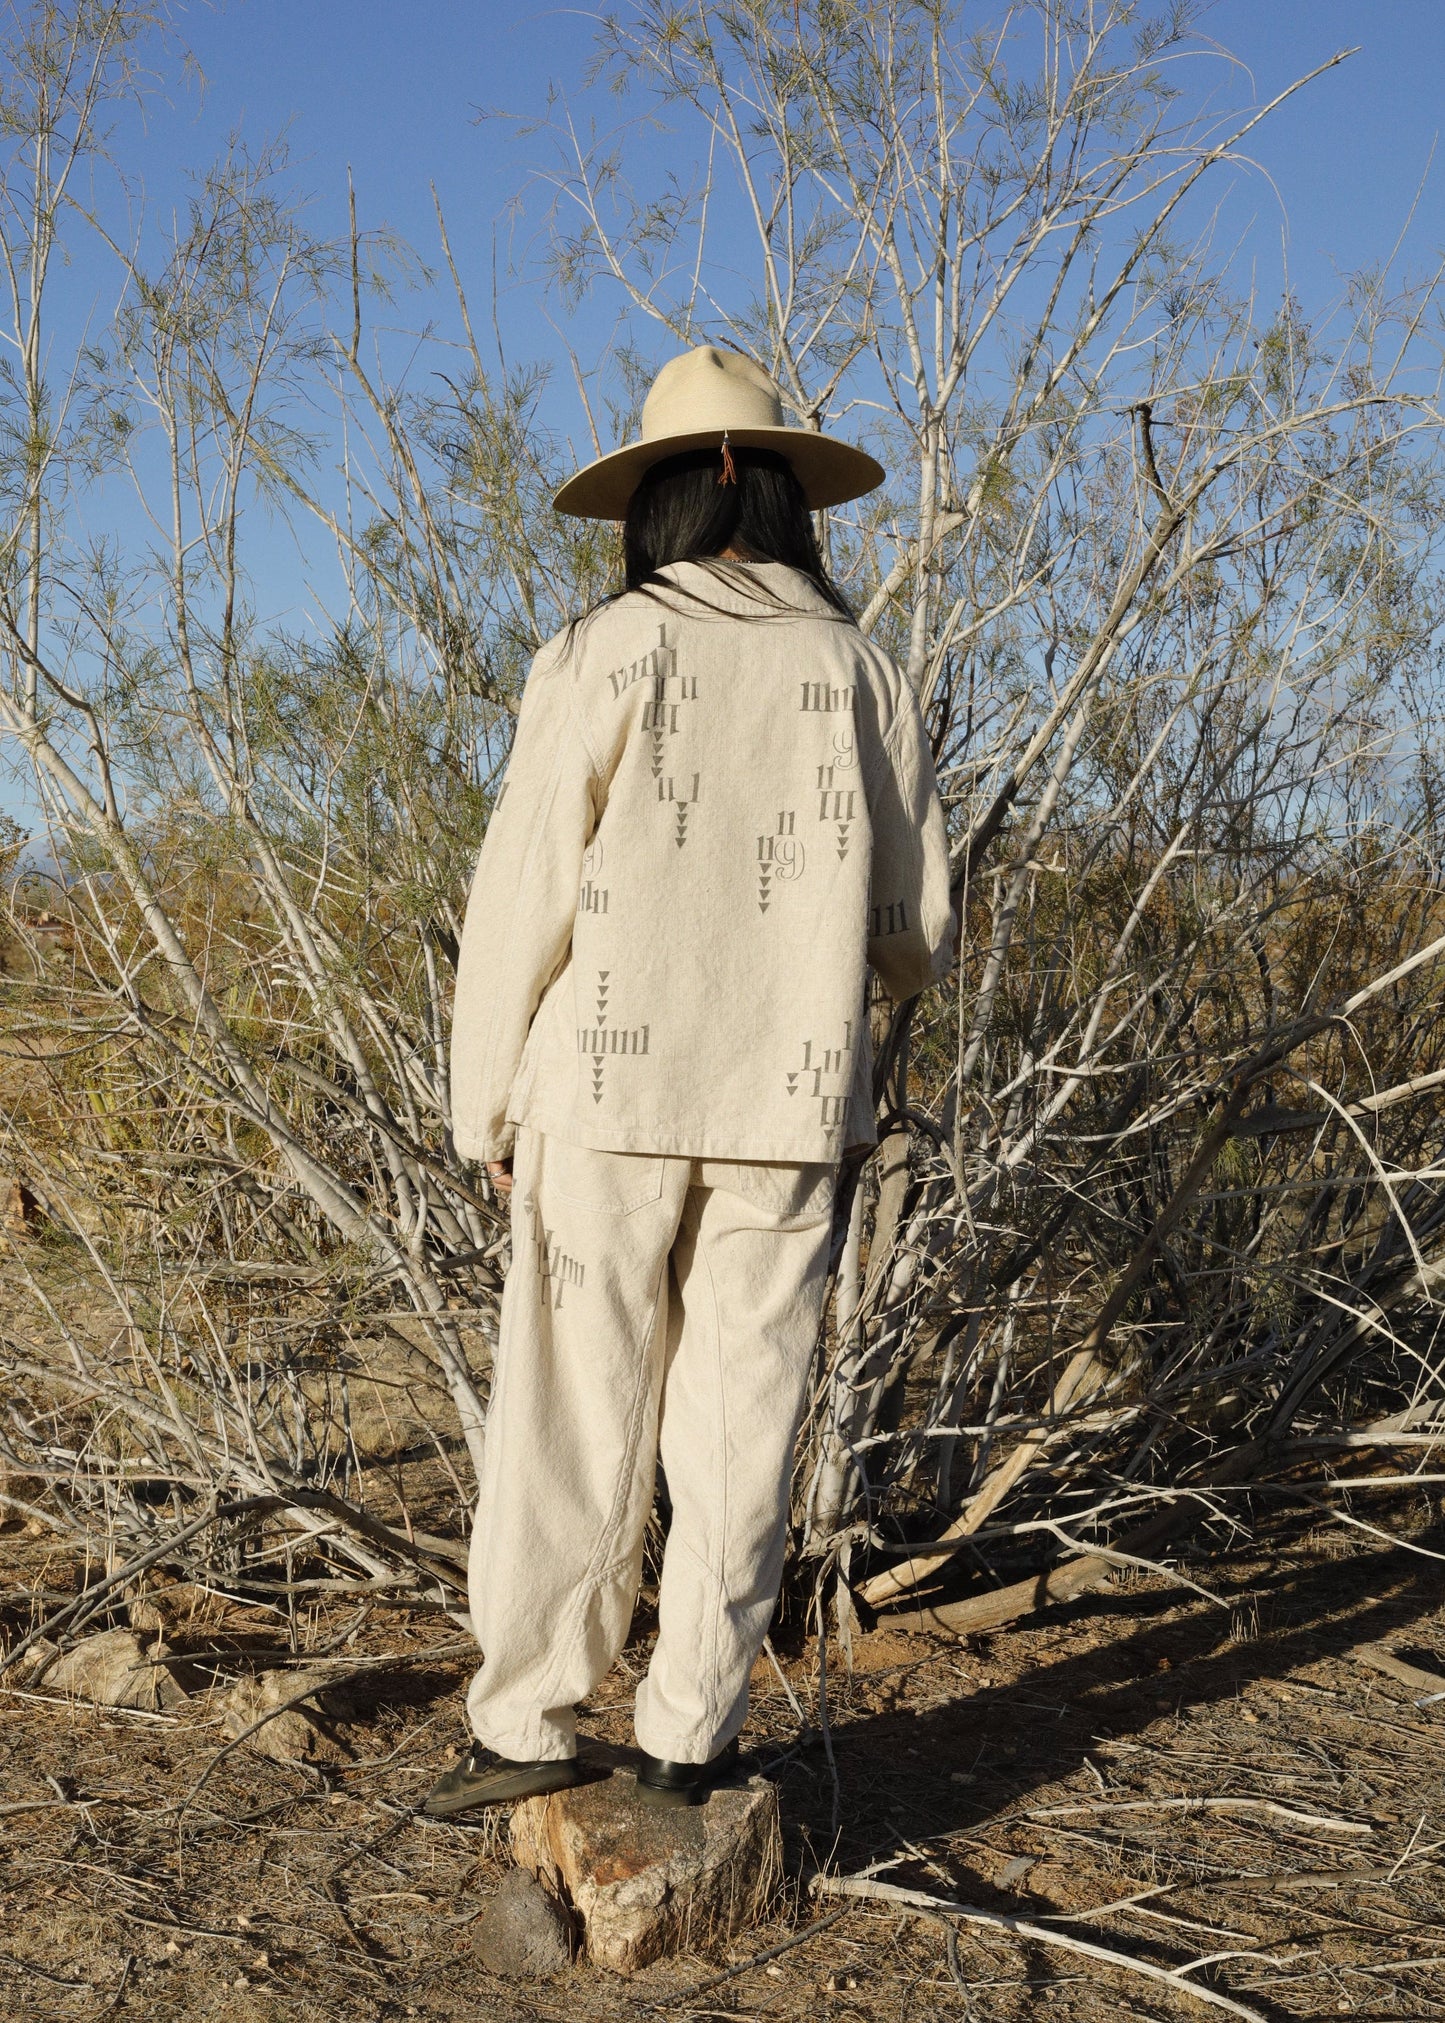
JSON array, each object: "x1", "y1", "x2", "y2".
[{"x1": 465, "y1": 1124, "x2": 834, "y2": 1764}]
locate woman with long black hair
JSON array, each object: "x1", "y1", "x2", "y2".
[{"x1": 424, "y1": 346, "x2": 953, "y2": 1816}]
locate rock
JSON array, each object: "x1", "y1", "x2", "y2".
[
  {"x1": 220, "y1": 1668, "x2": 352, "y2": 1764},
  {"x1": 0, "y1": 1458, "x2": 42, "y2": 1534},
  {"x1": 2, "y1": 1175, "x2": 39, "y2": 1237},
  {"x1": 125, "y1": 1581, "x2": 201, "y2": 1641},
  {"x1": 41, "y1": 1629, "x2": 188, "y2": 1712},
  {"x1": 12, "y1": 1636, "x2": 60, "y2": 1682},
  {"x1": 511, "y1": 1768, "x2": 781, "y2": 1974},
  {"x1": 126, "y1": 1590, "x2": 171, "y2": 1640},
  {"x1": 470, "y1": 1867, "x2": 574, "y2": 1977}
]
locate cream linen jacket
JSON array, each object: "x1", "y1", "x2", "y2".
[{"x1": 450, "y1": 561, "x2": 953, "y2": 1165}]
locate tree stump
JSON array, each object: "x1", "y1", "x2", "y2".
[{"x1": 510, "y1": 1767, "x2": 782, "y2": 1973}]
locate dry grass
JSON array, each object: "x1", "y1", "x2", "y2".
[{"x1": 2, "y1": 15, "x2": 1445, "y2": 2012}]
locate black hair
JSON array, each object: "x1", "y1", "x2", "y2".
[{"x1": 623, "y1": 444, "x2": 855, "y2": 621}]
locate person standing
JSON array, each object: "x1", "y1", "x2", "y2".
[{"x1": 423, "y1": 346, "x2": 953, "y2": 1817}]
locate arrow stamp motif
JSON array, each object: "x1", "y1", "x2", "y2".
[
  {"x1": 816, "y1": 728, "x2": 860, "y2": 859},
  {"x1": 784, "y1": 1021, "x2": 855, "y2": 1128},
  {"x1": 757, "y1": 809, "x2": 804, "y2": 911},
  {"x1": 613, "y1": 622, "x2": 699, "y2": 783},
  {"x1": 642, "y1": 692, "x2": 678, "y2": 781},
  {"x1": 658, "y1": 772, "x2": 700, "y2": 847},
  {"x1": 577, "y1": 967, "x2": 650, "y2": 1104},
  {"x1": 817, "y1": 776, "x2": 858, "y2": 861}
]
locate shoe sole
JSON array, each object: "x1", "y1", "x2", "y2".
[{"x1": 421, "y1": 1763, "x2": 581, "y2": 1819}]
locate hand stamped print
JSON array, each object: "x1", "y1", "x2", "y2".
[
  {"x1": 799, "y1": 679, "x2": 854, "y2": 714},
  {"x1": 757, "y1": 809, "x2": 805, "y2": 911},
  {"x1": 607, "y1": 621, "x2": 675, "y2": 703},
  {"x1": 577, "y1": 967, "x2": 651, "y2": 1105},
  {"x1": 578, "y1": 834, "x2": 608, "y2": 916},
  {"x1": 816, "y1": 768, "x2": 859, "y2": 861},
  {"x1": 534, "y1": 1217, "x2": 585, "y2": 1310},
  {"x1": 807, "y1": 697, "x2": 860, "y2": 857},
  {"x1": 615, "y1": 622, "x2": 703, "y2": 830},
  {"x1": 784, "y1": 1020, "x2": 855, "y2": 1131},
  {"x1": 611, "y1": 620, "x2": 702, "y2": 791},
  {"x1": 658, "y1": 772, "x2": 700, "y2": 847}
]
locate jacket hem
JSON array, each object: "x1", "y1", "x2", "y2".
[{"x1": 507, "y1": 1102, "x2": 871, "y2": 1165}]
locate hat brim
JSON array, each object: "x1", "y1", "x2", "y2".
[{"x1": 552, "y1": 426, "x2": 885, "y2": 520}]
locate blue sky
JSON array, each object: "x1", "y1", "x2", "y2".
[
  {"x1": 151, "y1": 0, "x2": 1445, "y2": 383},
  {"x1": 4, "y1": 0, "x2": 1443, "y2": 833},
  {"x1": 1204, "y1": 1, "x2": 1444, "y2": 293},
  {"x1": 101, "y1": 2, "x2": 1441, "y2": 569},
  {"x1": 141, "y1": 0, "x2": 1445, "y2": 618}
]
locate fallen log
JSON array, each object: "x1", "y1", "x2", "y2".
[
  {"x1": 880, "y1": 1502, "x2": 1193, "y2": 1637},
  {"x1": 1351, "y1": 1642, "x2": 1445, "y2": 1700}
]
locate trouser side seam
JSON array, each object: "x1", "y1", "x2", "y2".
[
  {"x1": 693, "y1": 1192, "x2": 729, "y2": 1746},
  {"x1": 528, "y1": 1248, "x2": 670, "y2": 1722}
]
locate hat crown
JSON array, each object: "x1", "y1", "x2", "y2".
[{"x1": 640, "y1": 346, "x2": 786, "y2": 443}]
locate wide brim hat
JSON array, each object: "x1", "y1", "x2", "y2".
[{"x1": 553, "y1": 346, "x2": 884, "y2": 519}]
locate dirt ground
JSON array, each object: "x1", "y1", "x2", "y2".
[{"x1": 2, "y1": 1492, "x2": 1443, "y2": 2023}]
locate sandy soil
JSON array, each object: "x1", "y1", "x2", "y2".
[{"x1": 2, "y1": 1494, "x2": 1442, "y2": 2022}]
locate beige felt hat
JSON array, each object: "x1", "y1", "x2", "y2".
[{"x1": 553, "y1": 345, "x2": 884, "y2": 519}]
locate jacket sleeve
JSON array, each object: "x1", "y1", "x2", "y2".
[
  {"x1": 450, "y1": 650, "x2": 597, "y2": 1163},
  {"x1": 867, "y1": 673, "x2": 954, "y2": 1000}
]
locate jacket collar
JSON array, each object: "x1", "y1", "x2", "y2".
[{"x1": 652, "y1": 558, "x2": 843, "y2": 619}]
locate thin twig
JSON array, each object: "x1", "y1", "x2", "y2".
[
  {"x1": 639, "y1": 1906, "x2": 853, "y2": 2009},
  {"x1": 1024, "y1": 1798, "x2": 1372, "y2": 1835},
  {"x1": 810, "y1": 1872, "x2": 1271, "y2": 2021}
]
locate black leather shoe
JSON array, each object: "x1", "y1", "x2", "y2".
[
  {"x1": 420, "y1": 1741, "x2": 581, "y2": 1819},
  {"x1": 635, "y1": 1736, "x2": 741, "y2": 1809}
]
